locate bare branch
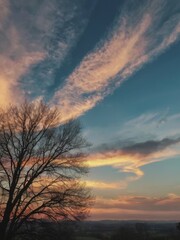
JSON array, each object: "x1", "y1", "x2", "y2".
[{"x1": 0, "y1": 101, "x2": 91, "y2": 240}]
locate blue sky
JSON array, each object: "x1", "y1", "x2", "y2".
[{"x1": 1, "y1": 0, "x2": 180, "y2": 220}]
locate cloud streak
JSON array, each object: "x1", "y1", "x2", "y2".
[
  {"x1": 1, "y1": 0, "x2": 180, "y2": 120},
  {"x1": 95, "y1": 194, "x2": 180, "y2": 211},
  {"x1": 123, "y1": 137, "x2": 180, "y2": 155},
  {"x1": 116, "y1": 111, "x2": 180, "y2": 144},
  {"x1": 0, "y1": 0, "x2": 94, "y2": 106},
  {"x1": 0, "y1": 0, "x2": 45, "y2": 106},
  {"x1": 53, "y1": 0, "x2": 180, "y2": 122},
  {"x1": 86, "y1": 137, "x2": 180, "y2": 190},
  {"x1": 90, "y1": 193, "x2": 180, "y2": 220}
]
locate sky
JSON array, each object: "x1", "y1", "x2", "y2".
[{"x1": 1, "y1": 0, "x2": 180, "y2": 220}]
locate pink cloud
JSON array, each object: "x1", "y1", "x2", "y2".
[{"x1": 89, "y1": 194, "x2": 180, "y2": 220}]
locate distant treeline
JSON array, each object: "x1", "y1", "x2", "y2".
[{"x1": 11, "y1": 220, "x2": 180, "y2": 240}]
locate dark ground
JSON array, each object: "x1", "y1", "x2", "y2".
[{"x1": 15, "y1": 220, "x2": 180, "y2": 240}]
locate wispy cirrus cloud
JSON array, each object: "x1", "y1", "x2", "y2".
[
  {"x1": 1, "y1": 0, "x2": 180, "y2": 120},
  {"x1": 118, "y1": 111, "x2": 180, "y2": 142},
  {"x1": 0, "y1": 0, "x2": 94, "y2": 106},
  {"x1": 0, "y1": 0, "x2": 45, "y2": 106},
  {"x1": 53, "y1": 0, "x2": 180, "y2": 122},
  {"x1": 90, "y1": 193, "x2": 180, "y2": 220}
]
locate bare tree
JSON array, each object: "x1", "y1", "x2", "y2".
[{"x1": 0, "y1": 101, "x2": 91, "y2": 240}]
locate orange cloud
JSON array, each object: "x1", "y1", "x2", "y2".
[
  {"x1": 86, "y1": 147, "x2": 180, "y2": 189},
  {"x1": 0, "y1": 50, "x2": 44, "y2": 107},
  {"x1": 85, "y1": 180, "x2": 122, "y2": 190},
  {"x1": 0, "y1": 4, "x2": 46, "y2": 107}
]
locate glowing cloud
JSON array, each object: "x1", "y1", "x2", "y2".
[
  {"x1": 85, "y1": 180, "x2": 121, "y2": 190},
  {"x1": 86, "y1": 138, "x2": 180, "y2": 189},
  {"x1": 53, "y1": 0, "x2": 180, "y2": 122}
]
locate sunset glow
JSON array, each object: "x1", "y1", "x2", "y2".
[{"x1": 1, "y1": 0, "x2": 180, "y2": 221}]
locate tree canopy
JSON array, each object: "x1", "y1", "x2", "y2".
[{"x1": 0, "y1": 101, "x2": 91, "y2": 240}]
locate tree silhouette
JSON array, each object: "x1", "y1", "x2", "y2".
[{"x1": 0, "y1": 101, "x2": 91, "y2": 240}]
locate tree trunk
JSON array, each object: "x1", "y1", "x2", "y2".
[
  {"x1": 0, "y1": 222, "x2": 8, "y2": 240},
  {"x1": 0, "y1": 220, "x2": 14, "y2": 240}
]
